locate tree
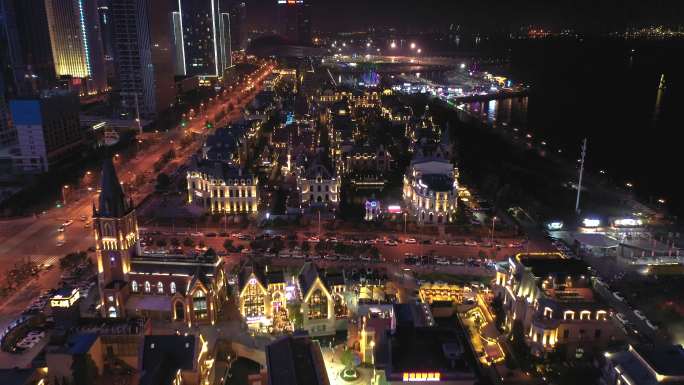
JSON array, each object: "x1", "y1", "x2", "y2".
[
  {"x1": 223, "y1": 239, "x2": 234, "y2": 252},
  {"x1": 301, "y1": 241, "x2": 310, "y2": 255},
  {"x1": 170, "y1": 238, "x2": 180, "y2": 247},
  {"x1": 156, "y1": 239, "x2": 167, "y2": 247},
  {"x1": 204, "y1": 248, "x2": 217, "y2": 257},
  {"x1": 491, "y1": 294, "x2": 505, "y2": 332},
  {"x1": 369, "y1": 247, "x2": 380, "y2": 259},
  {"x1": 511, "y1": 319, "x2": 531, "y2": 369},
  {"x1": 71, "y1": 353, "x2": 99, "y2": 385},
  {"x1": 156, "y1": 173, "x2": 171, "y2": 191},
  {"x1": 183, "y1": 237, "x2": 195, "y2": 247},
  {"x1": 272, "y1": 238, "x2": 284, "y2": 254},
  {"x1": 340, "y1": 348, "x2": 356, "y2": 373}
]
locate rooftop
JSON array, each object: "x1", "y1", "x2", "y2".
[
  {"x1": 266, "y1": 333, "x2": 329, "y2": 385},
  {"x1": 518, "y1": 254, "x2": 590, "y2": 278}
]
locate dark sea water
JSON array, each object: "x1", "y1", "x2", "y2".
[{"x1": 466, "y1": 38, "x2": 684, "y2": 219}]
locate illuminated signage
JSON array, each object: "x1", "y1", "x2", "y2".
[
  {"x1": 546, "y1": 221, "x2": 563, "y2": 230},
  {"x1": 582, "y1": 218, "x2": 600, "y2": 228},
  {"x1": 50, "y1": 288, "x2": 80, "y2": 308},
  {"x1": 613, "y1": 218, "x2": 643, "y2": 227},
  {"x1": 387, "y1": 205, "x2": 402, "y2": 214},
  {"x1": 402, "y1": 372, "x2": 441, "y2": 382}
]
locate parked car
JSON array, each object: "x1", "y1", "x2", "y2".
[
  {"x1": 404, "y1": 238, "x2": 417, "y2": 244},
  {"x1": 435, "y1": 240, "x2": 447, "y2": 246},
  {"x1": 615, "y1": 313, "x2": 628, "y2": 325},
  {"x1": 613, "y1": 291, "x2": 625, "y2": 302},
  {"x1": 385, "y1": 240, "x2": 398, "y2": 246},
  {"x1": 645, "y1": 319, "x2": 659, "y2": 330},
  {"x1": 448, "y1": 240, "x2": 464, "y2": 246},
  {"x1": 633, "y1": 309, "x2": 646, "y2": 320}
]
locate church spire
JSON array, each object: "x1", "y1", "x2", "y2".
[{"x1": 97, "y1": 157, "x2": 129, "y2": 217}]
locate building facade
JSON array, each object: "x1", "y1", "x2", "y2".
[
  {"x1": 9, "y1": 90, "x2": 82, "y2": 172},
  {"x1": 44, "y1": 0, "x2": 107, "y2": 94},
  {"x1": 296, "y1": 154, "x2": 340, "y2": 208},
  {"x1": 276, "y1": 0, "x2": 311, "y2": 45},
  {"x1": 177, "y1": 0, "x2": 231, "y2": 78},
  {"x1": 186, "y1": 159, "x2": 259, "y2": 215},
  {"x1": 110, "y1": 0, "x2": 176, "y2": 118},
  {"x1": 237, "y1": 262, "x2": 286, "y2": 330},
  {"x1": 95, "y1": 157, "x2": 225, "y2": 325},
  {"x1": 603, "y1": 344, "x2": 684, "y2": 385},
  {"x1": 494, "y1": 253, "x2": 620, "y2": 357},
  {"x1": 298, "y1": 263, "x2": 347, "y2": 337}
]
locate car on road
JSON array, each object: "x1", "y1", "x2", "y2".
[
  {"x1": 340, "y1": 255, "x2": 354, "y2": 261},
  {"x1": 404, "y1": 238, "x2": 417, "y2": 244},
  {"x1": 190, "y1": 232, "x2": 203, "y2": 237},
  {"x1": 237, "y1": 234, "x2": 252, "y2": 240},
  {"x1": 359, "y1": 255, "x2": 371, "y2": 262},
  {"x1": 613, "y1": 291, "x2": 625, "y2": 301},
  {"x1": 435, "y1": 240, "x2": 447, "y2": 246},
  {"x1": 84, "y1": 221, "x2": 91, "y2": 228},
  {"x1": 80, "y1": 215, "x2": 87, "y2": 221},
  {"x1": 436, "y1": 259, "x2": 450, "y2": 265},
  {"x1": 240, "y1": 248, "x2": 251, "y2": 254},
  {"x1": 385, "y1": 240, "x2": 398, "y2": 246},
  {"x1": 56, "y1": 240, "x2": 65, "y2": 247},
  {"x1": 645, "y1": 319, "x2": 658, "y2": 330},
  {"x1": 62, "y1": 220, "x2": 74, "y2": 227},
  {"x1": 633, "y1": 309, "x2": 646, "y2": 320},
  {"x1": 615, "y1": 312, "x2": 628, "y2": 325},
  {"x1": 448, "y1": 240, "x2": 463, "y2": 246},
  {"x1": 307, "y1": 237, "x2": 320, "y2": 243},
  {"x1": 364, "y1": 239, "x2": 377, "y2": 244},
  {"x1": 323, "y1": 254, "x2": 337, "y2": 261},
  {"x1": 327, "y1": 237, "x2": 338, "y2": 243},
  {"x1": 57, "y1": 226, "x2": 65, "y2": 232},
  {"x1": 464, "y1": 240, "x2": 478, "y2": 246},
  {"x1": 309, "y1": 254, "x2": 321, "y2": 260}
]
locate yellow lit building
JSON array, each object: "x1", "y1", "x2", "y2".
[
  {"x1": 187, "y1": 159, "x2": 259, "y2": 215},
  {"x1": 494, "y1": 253, "x2": 620, "y2": 357}
]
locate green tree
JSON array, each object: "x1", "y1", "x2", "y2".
[
  {"x1": 183, "y1": 237, "x2": 195, "y2": 247},
  {"x1": 301, "y1": 241, "x2": 310, "y2": 255},
  {"x1": 156, "y1": 239, "x2": 167, "y2": 247},
  {"x1": 340, "y1": 348, "x2": 355, "y2": 371},
  {"x1": 511, "y1": 319, "x2": 531, "y2": 369},
  {"x1": 170, "y1": 238, "x2": 180, "y2": 247}
]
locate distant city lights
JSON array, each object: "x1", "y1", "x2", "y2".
[{"x1": 582, "y1": 218, "x2": 601, "y2": 228}]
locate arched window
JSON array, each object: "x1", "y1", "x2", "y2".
[
  {"x1": 108, "y1": 306, "x2": 117, "y2": 318},
  {"x1": 308, "y1": 289, "x2": 328, "y2": 320},
  {"x1": 170, "y1": 282, "x2": 177, "y2": 294},
  {"x1": 193, "y1": 290, "x2": 208, "y2": 319},
  {"x1": 244, "y1": 280, "x2": 265, "y2": 318},
  {"x1": 131, "y1": 281, "x2": 139, "y2": 293},
  {"x1": 157, "y1": 282, "x2": 164, "y2": 294},
  {"x1": 144, "y1": 281, "x2": 151, "y2": 293}
]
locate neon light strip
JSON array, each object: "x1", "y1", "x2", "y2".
[
  {"x1": 211, "y1": 0, "x2": 219, "y2": 76},
  {"x1": 78, "y1": 0, "x2": 91, "y2": 76},
  {"x1": 177, "y1": 1, "x2": 186, "y2": 75}
]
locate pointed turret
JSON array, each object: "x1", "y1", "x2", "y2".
[{"x1": 97, "y1": 157, "x2": 129, "y2": 217}]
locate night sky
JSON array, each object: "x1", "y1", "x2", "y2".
[{"x1": 246, "y1": 0, "x2": 682, "y2": 33}]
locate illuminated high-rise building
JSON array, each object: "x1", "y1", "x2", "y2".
[
  {"x1": 229, "y1": 2, "x2": 247, "y2": 51},
  {"x1": 1, "y1": 0, "x2": 56, "y2": 97},
  {"x1": 176, "y1": 0, "x2": 231, "y2": 78},
  {"x1": 110, "y1": 0, "x2": 176, "y2": 118},
  {"x1": 44, "y1": 0, "x2": 107, "y2": 94},
  {"x1": 276, "y1": 0, "x2": 311, "y2": 45}
]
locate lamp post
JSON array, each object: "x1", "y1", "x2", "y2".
[
  {"x1": 403, "y1": 212, "x2": 407, "y2": 234},
  {"x1": 491, "y1": 216, "x2": 498, "y2": 247},
  {"x1": 62, "y1": 185, "x2": 70, "y2": 206}
]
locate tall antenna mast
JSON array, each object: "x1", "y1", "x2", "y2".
[{"x1": 575, "y1": 138, "x2": 587, "y2": 214}]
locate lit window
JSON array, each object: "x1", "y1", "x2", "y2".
[
  {"x1": 193, "y1": 290, "x2": 208, "y2": 319},
  {"x1": 108, "y1": 306, "x2": 117, "y2": 318},
  {"x1": 170, "y1": 282, "x2": 177, "y2": 294},
  {"x1": 564, "y1": 310, "x2": 575, "y2": 320},
  {"x1": 131, "y1": 281, "x2": 139, "y2": 292},
  {"x1": 580, "y1": 310, "x2": 591, "y2": 320},
  {"x1": 144, "y1": 281, "x2": 151, "y2": 293},
  {"x1": 157, "y1": 282, "x2": 164, "y2": 294}
]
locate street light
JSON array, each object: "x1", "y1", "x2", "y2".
[
  {"x1": 410, "y1": 42, "x2": 416, "y2": 49},
  {"x1": 417, "y1": 48, "x2": 422, "y2": 54},
  {"x1": 390, "y1": 41, "x2": 396, "y2": 49},
  {"x1": 491, "y1": 216, "x2": 498, "y2": 248},
  {"x1": 62, "y1": 185, "x2": 70, "y2": 206}
]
